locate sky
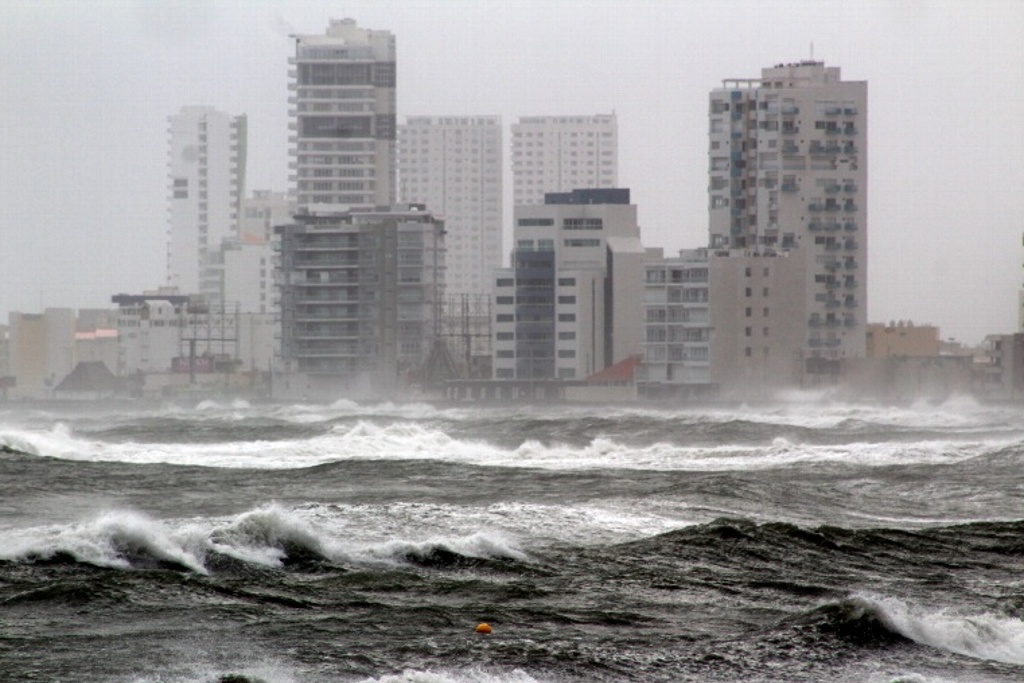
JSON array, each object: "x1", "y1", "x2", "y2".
[{"x1": 1, "y1": 0, "x2": 1023, "y2": 345}]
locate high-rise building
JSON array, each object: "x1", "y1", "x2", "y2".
[
  {"x1": 398, "y1": 116, "x2": 503, "y2": 298},
  {"x1": 707, "y1": 61, "x2": 867, "y2": 382},
  {"x1": 492, "y1": 188, "x2": 641, "y2": 380},
  {"x1": 289, "y1": 18, "x2": 396, "y2": 211},
  {"x1": 510, "y1": 114, "x2": 618, "y2": 207},
  {"x1": 275, "y1": 207, "x2": 446, "y2": 398},
  {"x1": 167, "y1": 107, "x2": 247, "y2": 298}
]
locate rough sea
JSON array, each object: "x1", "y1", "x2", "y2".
[{"x1": 3, "y1": 395, "x2": 1024, "y2": 683}]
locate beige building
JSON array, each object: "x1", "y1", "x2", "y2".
[
  {"x1": 6, "y1": 309, "x2": 77, "y2": 399},
  {"x1": 866, "y1": 322, "x2": 940, "y2": 358},
  {"x1": 511, "y1": 115, "x2": 618, "y2": 207},
  {"x1": 708, "y1": 61, "x2": 867, "y2": 385},
  {"x1": 707, "y1": 250, "x2": 808, "y2": 397}
]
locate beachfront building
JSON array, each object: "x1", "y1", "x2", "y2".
[
  {"x1": 491, "y1": 188, "x2": 642, "y2": 381},
  {"x1": 289, "y1": 18, "x2": 396, "y2": 211},
  {"x1": 274, "y1": 206, "x2": 445, "y2": 398},
  {"x1": 708, "y1": 60, "x2": 867, "y2": 386}
]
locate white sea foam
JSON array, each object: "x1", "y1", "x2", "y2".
[
  {"x1": 3, "y1": 416, "x2": 1015, "y2": 473},
  {"x1": 0, "y1": 498, "x2": 690, "y2": 572},
  {"x1": 0, "y1": 509, "x2": 208, "y2": 573},
  {"x1": 857, "y1": 594, "x2": 1024, "y2": 665},
  {"x1": 356, "y1": 669, "x2": 550, "y2": 683}
]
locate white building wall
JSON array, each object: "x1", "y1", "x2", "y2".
[
  {"x1": 493, "y1": 193, "x2": 639, "y2": 380},
  {"x1": 398, "y1": 116, "x2": 503, "y2": 298},
  {"x1": 511, "y1": 115, "x2": 618, "y2": 207},
  {"x1": 167, "y1": 107, "x2": 246, "y2": 298}
]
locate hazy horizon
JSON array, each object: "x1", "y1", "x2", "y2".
[{"x1": 2, "y1": 0, "x2": 1022, "y2": 345}]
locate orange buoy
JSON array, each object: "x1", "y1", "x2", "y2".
[{"x1": 475, "y1": 623, "x2": 493, "y2": 634}]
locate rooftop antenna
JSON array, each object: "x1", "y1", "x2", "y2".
[{"x1": 810, "y1": 41, "x2": 815, "y2": 60}]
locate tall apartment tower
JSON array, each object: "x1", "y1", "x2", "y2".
[
  {"x1": 167, "y1": 107, "x2": 247, "y2": 297},
  {"x1": 510, "y1": 114, "x2": 618, "y2": 207},
  {"x1": 708, "y1": 61, "x2": 867, "y2": 379},
  {"x1": 398, "y1": 116, "x2": 503, "y2": 297},
  {"x1": 289, "y1": 19, "x2": 396, "y2": 211}
]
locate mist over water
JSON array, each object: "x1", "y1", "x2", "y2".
[{"x1": 3, "y1": 397, "x2": 1024, "y2": 682}]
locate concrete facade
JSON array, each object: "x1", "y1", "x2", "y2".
[
  {"x1": 709, "y1": 61, "x2": 867, "y2": 380},
  {"x1": 708, "y1": 250, "x2": 808, "y2": 397},
  {"x1": 511, "y1": 115, "x2": 618, "y2": 207},
  {"x1": 275, "y1": 206, "x2": 445, "y2": 398},
  {"x1": 492, "y1": 189, "x2": 640, "y2": 380},
  {"x1": 398, "y1": 116, "x2": 503, "y2": 298},
  {"x1": 866, "y1": 322, "x2": 941, "y2": 358},
  {"x1": 637, "y1": 249, "x2": 715, "y2": 397},
  {"x1": 5, "y1": 309, "x2": 76, "y2": 400},
  {"x1": 167, "y1": 107, "x2": 247, "y2": 301},
  {"x1": 290, "y1": 19, "x2": 396, "y2": 211}
]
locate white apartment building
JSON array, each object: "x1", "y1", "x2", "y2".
[
  {"x1": 398, "y1": 116, "x2": 503, "y2": 298},
  {"x1": 511, "y1": 114, "x2": 618, "y2": 207},
  {"x1": 708, "y1": 61, "x2": 867, "y2": 379},
  {"x1": 167, "y1": 107, "x2": 247, "y2": 299},
  {"x1": 492, "y1": 188, "x2": 641, "y2": 380},
  {"x1": 289, "y1": 18, "x2": 396, "y2": 211},
  {"x1": 638, "y1": 249, "x2": 715, "y2": 398}
]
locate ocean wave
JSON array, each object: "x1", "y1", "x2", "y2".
[
  {"x1": 354, "y1": 670, "x2": 549, "y2": 683},
  {"x1": 858, "y1": 594, "x2": 1024, "y2": 665},
  {"x1": 0, "y1": 504, "x2": 533, "y2": 575}
]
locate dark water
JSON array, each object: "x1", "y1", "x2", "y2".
[{"x1": 2, "y1": 397, "x2": 1024, "y2": 683}]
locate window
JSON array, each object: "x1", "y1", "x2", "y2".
[
  {"x1": 745, "y1": 327, "x2": 752, "y2": 337},
  {"x1": 745, "y1": 307, "x2": 752, "y2": 317},
  {"x1": 558, "y1": 331, "x2": 576, "y2": 340},
  {"x1": 558, "y1": 296, "x2": 576, "y2": 304},
  {"x1": 518, "y1": 218, "x2": 554, "y2": 227},
  {"x1": 496, "y1": 369, "x2": 514, "y2": 378},
  {"x1": 745, "y1": 287, "x2": 752, "y2": 297},
  {"x1": 496, "y1": 350, "x2": 514, "y2": 359},
  {"x1": 496, "y1": 296, "x2": 514, "y2": 305},
  {"x1": 563, "y1": 218, "x2": 603, "y2": 230},
  {"x1": 564, "y1": 239, "x2": 600, "y2": 248},
  {"x1": 745, "y1": 267, "x2": 752, "y2": 277},
  {"x1": 497, "y1": 278, "x2": 514, "y2": 287},
  {"x1": 558, "y1": 350, "x2": 576, "y2": 358},
  {"x1": 763, "y1": 287, "x2": 769, "y2": 297},
  {"x1": 745, "y1": 347, "x2": 752, "y2": 357},
  {"x1": 558, "y1": 313, "x2": 576, "y2": 322},
  {"x1": 496, "y1": 314, "x2": 514, "y2": 322},
  {"x1": 763, "y1": 307, "x2": 770, "y2": 317},
  {"x1": 558, "y1": 278, "x2": 576, "y2": 287}
]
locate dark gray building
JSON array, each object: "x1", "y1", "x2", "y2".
[{"x1": 275, "y1": 207, "x2": 445, "y2": 397}]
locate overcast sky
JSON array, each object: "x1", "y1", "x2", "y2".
[{"x1": 2, "y1": 0, "x2": 1023, "y2": 344}]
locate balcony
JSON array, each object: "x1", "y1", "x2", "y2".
[
  {"x1": 843, "y1": 182, "x2": 858, "y2": 193},
  {"x1": 808, "y1": 202, "x2": 824, "y2": 212},
  {"x1": 844, "y1": 239, "x2": 858, "y2": 250},
  {"x1": 843, "y1": 222, "x2": 857, "y2": 231},
  {"x1": 843, "y1": 143, "x2": 858, "y2": 155},
  {"x1": 843, "y1": 202, "x2": 858, "y2": 213},
  {"x1": 781, "y1": 181, "x2": 798, "y2": 192},
  {"x1": 781, "y1": 125, "x2": 799, "y2": 136},
  {"x1": 825, "y1": 106, "x2": 842, "y2": 116},
  {"x1": 782, "y1": 142, "x2": 799, "y2": 154},
  {"x1": 824, "y1": 183, "x2": 841, "y2": 194},
  {"x1": 843, "y1": 125, "x2": 858, "y2": 135},
  {"x1": 844, "y1": 259, "x2": 859, "y2": 270}
]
